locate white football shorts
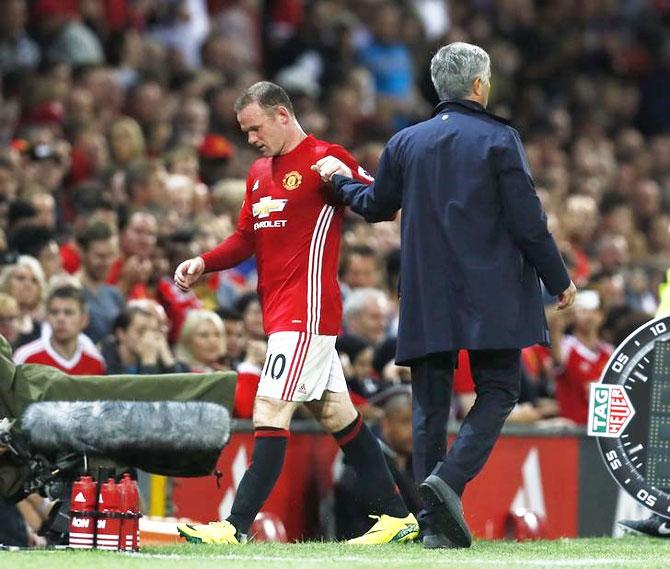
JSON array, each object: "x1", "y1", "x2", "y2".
[{"x1": 256, "y1": 331, "x2": 347, "y2": 402}]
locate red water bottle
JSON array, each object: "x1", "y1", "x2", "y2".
[
  {"x1": 68, "y1": 475, "x2": 97, "y2": 549},
  {"x1": 96, "y1": 478, "x2": 121, "y2": 550},
  {"x1": 119, "y1": 474, "x2": 141, "y2": 551}
]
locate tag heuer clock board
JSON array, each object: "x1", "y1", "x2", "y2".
[{"x1": 588, "y1": 315, "x2": 670, "y2": 518}]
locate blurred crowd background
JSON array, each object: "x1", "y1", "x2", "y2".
[{"x1": 0, "y1": 0, "x2": 668, "y2": 437}]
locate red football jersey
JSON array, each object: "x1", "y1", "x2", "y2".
[
  {"x1": 555, "y1": 335, "x2": 612, "y2": 425},
  {"x1": 201, "y1": 135, "x2": 372, "y2": 336},
  {"x1": 14, "y1": 334, "x2": 106, "y2": 375}
]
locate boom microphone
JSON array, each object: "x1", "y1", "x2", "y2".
[{"x1": 21, "y1": 400, "x2": 231, "y2": 476}]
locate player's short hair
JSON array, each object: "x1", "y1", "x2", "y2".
[
  {"x1": 431, "y1": 42, "x2": 491, "y2": 100},
  {"x1": 233, "y1": 81, "x2": 294, "y2": 116},
  {"x1": 47, "y1": 285, "x2": 87, "y2": 311}
]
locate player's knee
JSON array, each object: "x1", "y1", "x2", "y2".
[
  {"x1": 319, "y1": 401, "x2": 357, "y2": 434},
  {"x1": 252, "y1": 397, "x2": 294, "y2": 429},
  {"x1": 317, "y1": 408, "x2": 336, "y2": 432}
]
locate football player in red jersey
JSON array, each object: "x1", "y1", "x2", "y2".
[{"x1": 175, "y1": 82, "x2": 417, "y2": 545}]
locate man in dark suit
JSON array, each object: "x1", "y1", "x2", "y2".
[{"x1": 313, "y1": 42, "x2": 576, "y2": 549}]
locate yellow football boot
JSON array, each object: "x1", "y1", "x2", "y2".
[
  {"x1": 177, "y1": 520, "x2": 243, "y2": 544},
  {"x1": 347, "y1": 513, "x2": 419, "y2": 544}
]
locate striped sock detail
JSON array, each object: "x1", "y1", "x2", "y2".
[
  {"x1": 333, "y1": 412, "x2": 363, "y2": 447},
  {"x1": 254, "y1": 427, "x2": 290, "y2": 439}
]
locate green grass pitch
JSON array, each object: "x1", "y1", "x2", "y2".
[{"x1": 2, "y1": 538, "x2": 670, "y2": 569}]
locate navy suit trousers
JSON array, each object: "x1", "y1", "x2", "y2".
[{"x1": 411, "y1": 349, "x2": 521, "y2": 496}]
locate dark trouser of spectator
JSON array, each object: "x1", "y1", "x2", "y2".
[{"x1": 411, "y1": 349, "x2": 521, "y2": 495}]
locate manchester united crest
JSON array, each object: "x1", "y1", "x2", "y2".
[{"x1": 282, "y1": 171, "x2": 302, "y2": 191}]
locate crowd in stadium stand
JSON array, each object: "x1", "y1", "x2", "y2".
[{"x1": 0, "y1": 0, "x2": 668, "y2": 443}]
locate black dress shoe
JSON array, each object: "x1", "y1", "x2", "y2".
[
  {"x1": 618, "y1": 515, "x2": 670, "y2": 537},
  {"x1": 422, "y1": 532, "x2": 455, "y2": 549},
  {"x1": 418, "y1": 474, "x2": 472, "y2": 548}
]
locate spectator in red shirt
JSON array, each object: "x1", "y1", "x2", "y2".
[
  {"x1": 13, "y1": 285, "x2": 106, "y2": 375},
  {"x1": 548, "y1": 290, "x2": 613, "y2": 425}
]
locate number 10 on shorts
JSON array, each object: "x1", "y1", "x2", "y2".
[{"x1": 263, "y1": 353, "x2": 287, "y2": 380}]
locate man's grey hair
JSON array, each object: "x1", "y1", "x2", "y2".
[
  {"x1": 343, "y1": 287, "x2": 388, "y2": 325},
  {"x1": 430, "y1": 42, "x2": 491, "y2": 100}
]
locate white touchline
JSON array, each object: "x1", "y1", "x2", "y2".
[{"x1": 126, "y1": 553, "x2": 657, "y2": 566}]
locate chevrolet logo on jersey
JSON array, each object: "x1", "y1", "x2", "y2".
[{"x1": 252, "y1": 196, "x2": 288, "y2": 219}]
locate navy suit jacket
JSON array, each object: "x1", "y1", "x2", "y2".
[{"x1": 333, "y1": 99, "x2": 571, "y2": 365}]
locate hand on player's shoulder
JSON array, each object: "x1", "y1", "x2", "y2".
[{"x1": 311, "y1": 155, "x2": 352, "y2": 182}]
